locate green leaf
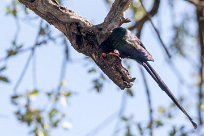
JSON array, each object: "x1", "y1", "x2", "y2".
[
  {"x1": 46, "y1": 92, "x2": 52, "y2": 97},
  {"x1": 5, "y1": 6, "x2": 17, "y2": 17},
  {"x1": 26, "y1": 111, "x2": 33, "y2": 126},
  {"x1": 0, "y1": 76, "x2": 10, "y2": 83},
  {"x1": 62, "y1": 91, "x2": 72, "y2": 97},
  {"x1": 158, "y1": 106, "x2": 166, "y2": 114},
  {"x1": 11, "y1": 95, "x2": 20, "y2": 105},
  {"x1": 126, "y1": 88, "x2": 134, "y2": 97},
  {"x1": 12, "y1": 8, "x2": 17, "y2": 17},
  {"x1": 121, "y1": 117, "x2": 129, "y2": 122},
  {"x1": 49, "y1": 108, "x2": 58, "y2": 117},
  {"x1": 155, "y1": 120, "x2": 163, "y2": 128},
  {"x1": 6, "y1": 6, "x2": 12, "y2": 15},
  {"x1": 11, "y1": 95, "x2": 21, "y2": 99},
  {"x1": 167, "y1": 112, "x2": 173, "y2": 119},
  {"x1": 36, "y1": 114, "x2": 42, "y2": 123},
  {"x1": 28, "y1": 90, "x2": 39, "y2": 96},
  {"x1": 125, "y1": 126, "x2": 132, "y2": 136},
  {"x1": 7, "y1": 49, "x2": 18, "y2": 57},
  {"x1": 43, "y1": 131, "x2": 48, "y2": 136},
  {"x1": 53, "y1": 120, "x2": 60, "y2": 127},
  {"x1": 169, "y1": 126, "x2": 177, "y2": 136}
]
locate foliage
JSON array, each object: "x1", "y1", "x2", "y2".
[{"x1": 0, "y1": 0, "x2": 203, "y2": 136}]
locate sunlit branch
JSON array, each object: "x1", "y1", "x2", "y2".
[
  {"x1": 18, "y1": 0, "x2": 135, "y2": 89},
  {"x1": 196, "y1": 0, "x2": 204, "y2": 125}
]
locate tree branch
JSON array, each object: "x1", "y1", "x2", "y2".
[
  {"x1": 196, "y1": 0, "x2": 204, "y2": 125},
  {"x1": 18, "y1": 0, "x2": 134, "y2": 90},
  {"x1": 102, "y1": 0, "x2": 131, "y2": 32},
  {"x1": 139, "y1": 0, "x2": 172, "y2": 58},
  {"x1": 139, "y1": 67, "x2": 153, "y2": 136},
  {"x1": 185, "y1": 0, "x2": 204, "y2": 9},
  {"x1": 129, "y1": 0, "x2": 160, "y2": 32}
]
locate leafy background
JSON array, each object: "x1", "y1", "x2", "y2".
[{"x1": 0, "y1": 0, "x2": 203, "y2": 136}]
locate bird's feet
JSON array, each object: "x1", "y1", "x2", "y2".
[{"x1": 102, "y1": 50, "x2": 120, "y2": 59}]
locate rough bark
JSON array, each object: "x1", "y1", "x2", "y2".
[
  {"x1": 19, "y1": 0, "x2": 134, "y2": 90},
  {"x1": 196, "y1": 0, "x2": 204, "y2": 125}
]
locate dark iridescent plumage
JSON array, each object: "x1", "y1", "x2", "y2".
[{"x1": 100, "y1": 27, "x2": 197, "y2": 129}]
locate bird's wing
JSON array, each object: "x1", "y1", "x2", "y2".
[{"x1": 125, "y1": 31, "x2": 154, "y2": 62}]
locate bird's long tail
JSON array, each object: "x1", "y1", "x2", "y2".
[{"x1": 141, "y1": 62, "x2": 197, "y2": 129}]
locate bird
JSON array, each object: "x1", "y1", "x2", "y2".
[{"x1": 100, "y1": 27, "x2": 197, "y2": 129}]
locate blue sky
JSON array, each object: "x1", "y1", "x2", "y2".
[{"x1": 0, "y1": 0, "x2": 199, "y2": 136}]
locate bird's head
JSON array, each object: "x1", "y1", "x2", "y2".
[{"x1": 111, "y1": 27, "x2": 127, "y2": 40}]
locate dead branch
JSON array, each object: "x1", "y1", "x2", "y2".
[
  {"x1": 196, "y1": 0, "x2": 204, "y2": 125},
  {"x1": 18, "y1": 0, "x2": 134, "y2": 90}
]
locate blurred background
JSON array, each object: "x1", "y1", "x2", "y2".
[{"x1": 0, "y1": 0, "x2": 203, "y2": 136}]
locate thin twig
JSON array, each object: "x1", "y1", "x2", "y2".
[
  {"x1": 112, "y1": 92, "x2": 127, "y2": 136},
  {"x1": 0, "y1": 40, "x2": 47, "y2": 62},
  {"x1": 55, "y1": 38, "x2": 70, "y2": 94},
  {"x1": 0, "y1": 32, "x2": 65, "y2": 62},
  {"x1": 13, "y1": 2, "x2": 21, "y2": 45},
  {"x1": 139, "y1": 67, "x2": 153, "y2": 136},
  {"x1": 139, "y1": 0, "x2": 171, "y2": 58},
  {"x1": 84, "y1": 112, "x2": 118, "y2": 136},
  {"x1": 56, "y1": 51, "x2": 68, "y2": 94},
  {"x1": 135, "y1": 12, "x2": 154, "y2": 136},
  {"x1": 13, "y1": 50, "x2": 34, "y2": 93},
  {"x1": 129, "y1": 0, "x2": 160, "y2": 32},
  {"x1": 51, "y1": 42, "x2": 69, "y2": 109},
  {"x1": 139, "y1": 0, "x2": 186, "y2": 87},
  {"x1": 32, "y1": 50, "x2": 37, "y2": 88},
  {"x1": 167, "y1": 60, "x2": 185, "y2": 84},
  {"x1": 13, "y1": 20, "x2": 44, "y2": 93}
]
